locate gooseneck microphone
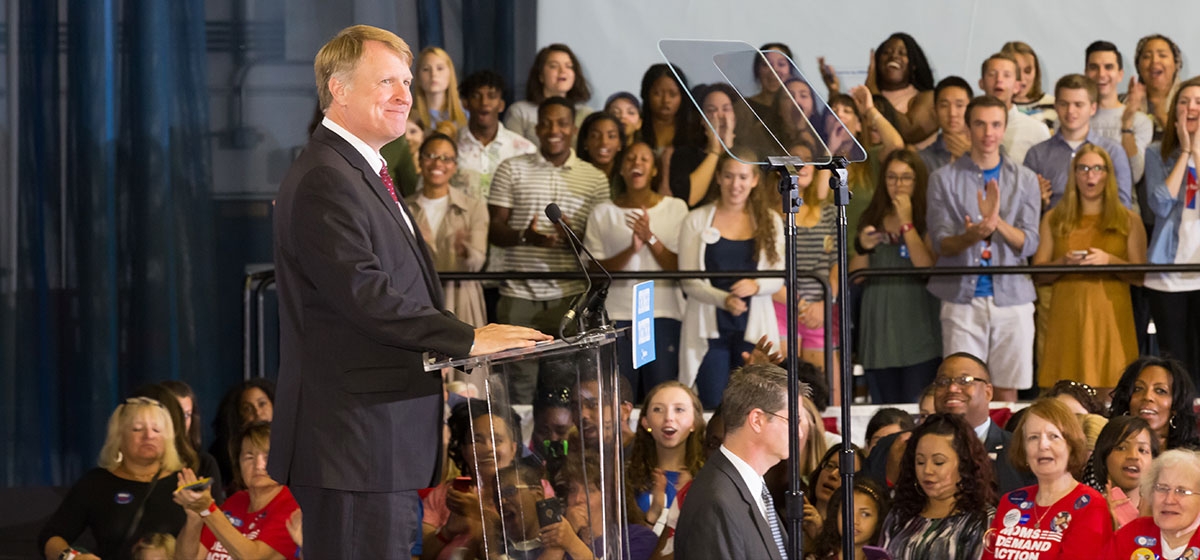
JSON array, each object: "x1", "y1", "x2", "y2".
[{"x1": 545, "y1": 203, "x2": 612, "y2": 338}]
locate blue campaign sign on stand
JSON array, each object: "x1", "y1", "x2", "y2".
[{"x1": 632, "y1": 281, "x2": 656, "y2": 368}]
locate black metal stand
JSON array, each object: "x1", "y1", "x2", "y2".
[
  {"x1": 768, "y1": 154, "x2": 854, "y2": 560},
  {"x1": 818, "y1": 156, "x2": 856, "y2": 560}
]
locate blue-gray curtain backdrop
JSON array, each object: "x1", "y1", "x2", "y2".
[
  {"x1": 3, "y1": 0, "x2": 525, "y2": 487},
  {"x1": 5, "y1": 0, "x2": 218, "y2": 486}
]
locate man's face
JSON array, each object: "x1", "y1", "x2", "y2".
[
  {"x1": 573, "y1": 381, "x2": 616, "y2": 449},
  {"x1": 979, "y1": 59, "x2": 1018, "y2": 105},
  {"x1": 1085, "y1": 51, "x2": 1124, "y2": 99},
  {"x1": 536, "y1": 104, "x2": 575, "y2": 161},
  {"x1": 329, "y1": 40, "x2": 413, "y2": 150},
  {"x1": 1055, "y1": 88, "x2": 1097, "y2": 133},
  {"x1": 968, "y1": 105, "x2": 1007, "y2": 157},
  {"x1": 465, "y1": 85, "x2": 505, "y2": 129},
  {"x1": 936, "y1": 86, "x2": 971, "y2": 134},
  {"x1": 933, "y1": 356, "x2": 993, "y2": 427}
]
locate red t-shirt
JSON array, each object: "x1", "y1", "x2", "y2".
[
  {"x1": 200, "y1": 486, "x2": 300, "y2": 560},
  {"x1": 1102, "y1": 516, "x2": 1200, "y2": 560},
  {"x1": 983, "y1": 483, "x2": 1113, "y2": 560}
]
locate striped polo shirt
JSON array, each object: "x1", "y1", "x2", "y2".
[{"x1": 488, "y1": 149, "x2": 611, "y2": 300}]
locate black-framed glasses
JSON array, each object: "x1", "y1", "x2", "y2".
[
  {"x1": 932, "y1": 375, "x2": 989, "y2": 388},
  {"x1": 1075, "y1": 164, "x2": 1107, "y2": 174}
]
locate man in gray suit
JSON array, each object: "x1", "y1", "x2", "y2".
[
  {"x1": 675, "y1": 364, "x2": 810, "y2": 560},
  {"x1": 270, "y1": 25, "x2": 548, "y2": 558}
]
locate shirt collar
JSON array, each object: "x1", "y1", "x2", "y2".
[
  {"x1": 534, "y1": 149, "x2": 579, "y2": 170},
  {"x1": 322, "y1": 117, "x2": 387, "y2": 174},
  {"x1": 974, "y1": 417, "x2": 993, "y2": 441},
  {"x1": 720, "y1": 445, "x2": 764, "y2": 492}
]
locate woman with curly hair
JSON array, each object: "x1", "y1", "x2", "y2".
[
  {"x1": 982, "y1": 399, "x2": 1113, "y2": 560},
  {"x1": 879, "y1": 413, "x2": 996, "y2": 560},
  {"x1": 1108, "y1": 356, "x2": 1200, "y2": 450},
  {"x1": 624, "y1": 382, "x2": 705, "y2": 534}
]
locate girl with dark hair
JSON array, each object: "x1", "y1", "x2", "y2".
[
  {"x1": 668, "y1": 82, "x2": 772, "y2": 208},
  {"x1": 1132, "y1": 33, "x2": 1184, "y2": 136},
  {"x1": 864, "y1": 407, "x2": 916, "y2": 455},
  {"x1": 746, "y1": 42, "x2": 795, "y2": 134},
  {"x1": 422, "y1": 400, "x2": 524, "y2": 560},
  {"x1": 851, "y1": 149, "x2": 941, "y2": 404},
  {"x1": 804, "y1": 443, "x2": 865, "y2": 529},
  {"x1": 1082, "y1": 416, "x2": 1159, "y2": 527},
  {"x1": 983, "y1": 399, "x2": 1113, "y2": 560},
  {"x1": 638, "y1": 64, "x2": 688, "y2": 156},
  {"x1": 679, "y1": 148, "x2": 784, "y2": 408},
  {"x1": 880, "y1": 413, "x2": 995, "y2": 560},
  {"x1": 583, "y1": 142, "x2": 687, "y2": 395},
  {"x1": 808, "y1": 478, "x2": 890, "y2": 560},
  {"x1": 1108, "y1": 356, "x2": 1200, "y2": 450},
  {"x1": 1033, "y1": 145, "x2": 1146, "y2": 391},
  {"x1": 576, "y1": 111, "x2": 626, "y2": 181},
  {"x1": 505, "y1": 44, "x2": 594, "y2": 145}
]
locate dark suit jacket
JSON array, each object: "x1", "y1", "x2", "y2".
[
  {"x1": 269, "y1": 125, "x2": 475, "y2": 492},
  {"x1": 675, "y1": 450, "x2": 786, "y2": 560},
  {"x1": 865, "y1": 420, "x2": 1036, "y2": 496}
]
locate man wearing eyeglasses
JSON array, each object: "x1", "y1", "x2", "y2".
[
  {"x1": 676, "y1": 364, "x2": 811, "y2": 560},
  {"x1": 866, "y1": 352, "x2": 1035, "y2": 494}
]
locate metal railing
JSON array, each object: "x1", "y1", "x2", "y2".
[{"x1": 243, "y1": 263, "x2": 1200, "y2": 381}]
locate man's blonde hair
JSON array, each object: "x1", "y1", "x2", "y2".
[{"x1": 315, "y1": 25, "x2": 412, "y2": 111}]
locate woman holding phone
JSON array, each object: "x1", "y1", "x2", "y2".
[
  {"x1": 173, "y1": 421, "x2": 300, "y2": 560},
  {"x1": 1033, "y1": 145, "x2": 1146, "y2": 392}
]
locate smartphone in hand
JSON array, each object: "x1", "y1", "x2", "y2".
[
  {"x1": 1110, "y1": 487, "x2": 1139, "y2": 526},
  {"x1": 177, "y1": 477, "x2": 213, "y2": 493}
]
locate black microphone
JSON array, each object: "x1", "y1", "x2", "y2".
[{"x1": 545, "y1": 203, "x2": 612, "y2": 337}]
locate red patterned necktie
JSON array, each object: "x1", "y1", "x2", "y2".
[{"x1": 379, "y1": 163, "x2": 400, "y2": 204}]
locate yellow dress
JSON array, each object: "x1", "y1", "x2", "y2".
[{"x1": 1039, "y1": 214, "x2": 1138, "y2": 387}]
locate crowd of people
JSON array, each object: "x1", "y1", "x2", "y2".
[
  {"x1": 39, "y1": 27, "x2": 1200, "y2": 560},
  {"x1": 373, "y1": 33, "x2": 1199, "y2": 410}
]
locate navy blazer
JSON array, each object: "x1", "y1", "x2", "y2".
[
  {"x1": 269, "y1": 125, "x2": 475, "y2": 492},
  {"x1": 675, "y1": 450, "x2": 787, "y2": 560},
  {"x1": 865, "y1": 419, "x2": 1036, "y2": 496}
]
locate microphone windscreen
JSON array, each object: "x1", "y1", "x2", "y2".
[{"x1": 544, "y1": 203, "x2": 563, "y2": 224}]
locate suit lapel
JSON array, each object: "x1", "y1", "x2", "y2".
[
  {"x1": 315, "y1": 127, "x2": 447, "y2": 309},
  {"x1": 712, "y1": 453, "x2": 786, "y2": 560}
]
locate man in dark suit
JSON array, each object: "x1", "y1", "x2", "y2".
[
  {"x1": 675, "y1": 364, "x2": 810, "y2": 560},
  {"x1": 269, "y1": 25, "x2": 548, "y2": 559},
  {"x1": 865, "y1": 352, "x2": 1035, "y2": 494}
]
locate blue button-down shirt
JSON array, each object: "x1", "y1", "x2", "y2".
[
  {"x1": 926, "y1": 154, "x2": 1042, "y2": 305},
  {"x1": 1144, "y1": 143, "x2": 1191, "y2": 265},
  {"x1": 1022, "y1": 128, "x2": 1133, "y2": 210}
]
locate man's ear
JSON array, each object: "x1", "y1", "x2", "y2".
[
  {"x1": 497, "y1": 98, "x2": 507, "y2": 114},
  {"x1": 328, "y1": 75, "x2": 347, "y2": 107}
]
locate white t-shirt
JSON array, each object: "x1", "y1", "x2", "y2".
[
  {"x1": 1146, "y1": 155, "x2": 1200, "y2": 291},
  {"x1": 416, "y1": 194, "x2": 451, "y2": 240},
  {"x1": 582, "y1": 198, "x2": 689, "y2": 321}
]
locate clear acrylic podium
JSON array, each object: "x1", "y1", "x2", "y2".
[{"x1": 425, "y1": 329, "x2": 633, "y2": 560}]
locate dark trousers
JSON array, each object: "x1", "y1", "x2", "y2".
[
  {"x1": 865, "y1": 357, "x2": 941, "y2": 404},
  {"x1": 292, "y1": 485, "x2": 421, "y2": 560},
  {"x1": 1147, "y1": 288, "x2": 1200, "y2": 385},
  {"x1": 615, "y1": 318, "x2": 682, "y2": 403},
  {"x1": 696, "y1": 330, "x2": 755, "y2": 409}
]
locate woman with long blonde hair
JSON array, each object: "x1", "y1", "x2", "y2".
[
  {"x1": 413, "y1": 47, "x2": 467, "y2": 136},
  {"x1": 1033, "y1": 144, "x2": 1146, "y2": 389}
]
